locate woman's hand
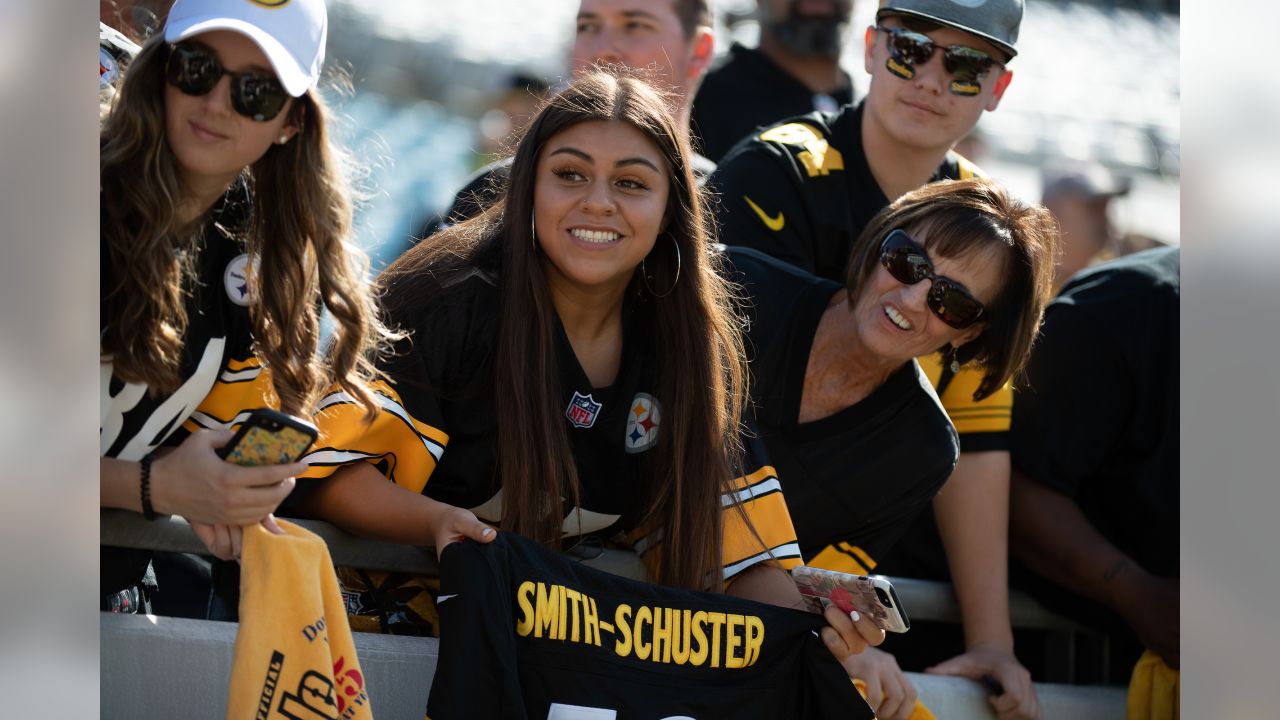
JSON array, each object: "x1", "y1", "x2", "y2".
[
  {"x1": 926, "y1": 642, "x2": 1041, "y2": 719},
  {"x1": 844, "y1": 646, "x2": 917, "y2": 720},
  {"x1": 151, "y1": 429, "x2": 304, "y2": 525},
  {"x1": 190, "y1": 514, "x2": 288, "y2": 561},
  {"x1": 820, "y1": 603, "x2": 886, "y2": 665},
  {"x1": 426, "y1": 501, "x2": 496, "y2": 559}
]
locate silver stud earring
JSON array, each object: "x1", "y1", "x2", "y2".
[{"x1": 276, "y1": 133, "x2": 290, "y2": 145}]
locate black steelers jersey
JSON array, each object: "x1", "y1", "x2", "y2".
[
  {"x1": 724, "y1": 248, "x2": 959, "y2": 571},
  {"x1": 100, "y1": 192, "x2": 273, "y2": 595},
  {"x1": 298, "y1": 262, "x2": 802, "y2": 633},
  {"x1": 427, "y1": 532, "x2": 873, "y2": 720}
]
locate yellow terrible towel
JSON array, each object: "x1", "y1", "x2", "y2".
[
  {"x1": 226, "y1": 520, "x2": 374, "y2": 720},
  {"x1": 1127, "y1": 650, "x2": 1179, "y2": 720},
  {"x1": 854, "y1": 678, "x2": 937, "y2": 720}
]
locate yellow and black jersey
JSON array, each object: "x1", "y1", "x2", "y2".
[
  {"x1": 723, "y1": 247, "x2": 959, "y2": 574},
  {"x1": 918, "y1": 353, "x2": 1012, "y2": 452},
  {"x1": 429, "y1": 532, "x2": 873, "y2": 719},
  {"x1": 100, "y1": 191, "x2": 269, "y2": 597},
  {"x1": 300, "y1": 265, "x2": 801, "y2": 634},
  {"x1": 709, "y1": 101, "x2": 980, "y2": 285}
]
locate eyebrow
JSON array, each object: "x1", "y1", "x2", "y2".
[
  {"x1": 577, "y1": 9, "x2": 660, "y2": 22},
  {"x1": 548, "y1": 146, "x2": 661, "y2": 173}
]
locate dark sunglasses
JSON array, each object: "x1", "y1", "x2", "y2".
[
  {"x1": 876, "y1": 26, "x2": 999, "y2": 97},
  {"x1": 165, "y1": 43, "x2": 289, "y2": 122},
  {"x1": 879, "y1": 229, "x2": 986, "y2": 329}
]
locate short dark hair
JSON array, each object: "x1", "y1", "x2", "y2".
[
  {"x1": 844, "y1": 178, "x2": 1058, "y2": 400},
  {"x1": 671, "y1": 0, "x2": 712, "y2": 38}
]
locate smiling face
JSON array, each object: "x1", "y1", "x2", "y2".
[
  {"x1": 164, "y1": 30, "x2": 298, "y2": 197},
  {"x1": 862, "y1": 15, "x2": 1011, "y2": 155},
  {"x1": 533, "y1": 119, "x2": 671, "y2": 299},
  {"x1": 851, "y1": 224, "x2": 1007, "y2": 363},
  {"x1": 572, "y1": 0, "x2": 709, "y2": 100}
]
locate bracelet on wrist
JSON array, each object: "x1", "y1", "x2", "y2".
[{"x1": 139, "y1": 452, "x2": 158, "y2": 521}]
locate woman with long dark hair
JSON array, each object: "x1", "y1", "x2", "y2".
[
  {"x1": 298, "y1": 72, "x2": 879, "y2": 664},
  {"x1": 99, "y1": 0, "x2": 389, "y2": 612}
]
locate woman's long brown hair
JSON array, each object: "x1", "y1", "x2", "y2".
[
  {"x1": 100, "y1": 37, "x2": 390, "y2": 419},
  {"x1": 382, "y1": 72, "x2": 749, "y2": 591}
]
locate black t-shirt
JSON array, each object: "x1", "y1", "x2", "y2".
[
  {"x1": 428, "y1": 532, "x2": 873, "y2": 720},
  {"x1": 724, "y1": 247, "x2": 959, "y2": 565},
  {"x1": 709, "y1": 101, "x2": 979, "y2": 284},
  {"x1": 1011, "y1": 247, "x2": 1180, "y2": 580},
  {"x1": 691, "y1": 43, "x2": 855, "y2": 164},
  {"x1": 100, "y1": 190, "x2": 266, "y2": 598}
]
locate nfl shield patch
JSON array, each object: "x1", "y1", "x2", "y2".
[
  {"x1": 624, "y1": 392, "x2": 661, "y2": 453},
  {"x1": 565, "y1": 391, "x2": 602, "y2": 429}
]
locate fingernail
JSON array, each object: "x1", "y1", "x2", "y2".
[
  {"x1": 482, "y1": 527, "x2": 494, "y2": 537},
  {"x1": 850, "y1": 610, "x2": 860, "y2": 622}
]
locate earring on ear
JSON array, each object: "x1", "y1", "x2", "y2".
[
  {"x1": 276, "y1": 133, "x2": 291, "y2": 145},
  {"x1": 943, "y1": 345, "x2": 961, "y2": 374}
]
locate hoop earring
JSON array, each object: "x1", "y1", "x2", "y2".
[
  {"x1": 641, "y1": 233, "x2": 682, "y2": 298},
  {"x1": 531, "y1": 211, "x2": 538, "y2": 250}
]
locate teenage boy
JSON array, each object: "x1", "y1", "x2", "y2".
[{"x1": 711, "y1": 2, "x2": 1042, "y2": 719}]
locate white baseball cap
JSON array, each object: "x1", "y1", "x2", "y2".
[{"x1": 163, "y1": 0, "x2": 328, "y2": 97}]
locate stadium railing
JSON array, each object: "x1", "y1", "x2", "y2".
[{"x1": 100, "y1": 510, "x2": 1127, "y2": 719}]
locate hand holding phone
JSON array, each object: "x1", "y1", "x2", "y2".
[
  {"x1": 217, "y1": 408, "x2": 318, "y2": 467},
  {"x1": 791, "y1": 566, "x2": 911, "y2": 633}
]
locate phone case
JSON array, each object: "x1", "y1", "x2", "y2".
[
  {"x1": 791, "y1": 566, "x2": 911, "y2": 633},
  {"x1": 220, "y1": 409, "x2": 318, "y2": 467}
]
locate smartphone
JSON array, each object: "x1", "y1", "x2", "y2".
[
  {"x1": 791, "y1": 566, "x2": 911, "y2": 633},
  {"x1": 216, "y1": 408, "x2": 318, "y2": 467}
]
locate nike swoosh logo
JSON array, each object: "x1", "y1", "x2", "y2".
[
  {"x1": 437, "y1": 594, "x2": 458, "y2": 603},
  {"x1": 743, "y1": 195, "x2": 785, "y2": 231}
]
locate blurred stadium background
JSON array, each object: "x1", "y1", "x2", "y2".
[{"x1": 101, "y1": 0, "x2": 1180, "y2": 272}]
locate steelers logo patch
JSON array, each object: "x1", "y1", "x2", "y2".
[
  {"x1": 624, "y1": 393, "x2": 660, "y2": 454},
  {"x1": 224, "y1": 254, "x2": 254, "y2": 306}
]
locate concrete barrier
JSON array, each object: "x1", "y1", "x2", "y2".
[{"x1": 102, "y1": 612, "x2": 1127, "y2": 720}]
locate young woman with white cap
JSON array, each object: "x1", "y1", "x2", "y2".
[{"x1": 99, "y1": 0, "x2": 389, "y2": 614}]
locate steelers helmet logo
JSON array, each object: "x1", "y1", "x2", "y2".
[{"x1": 624, "y1": 393, "x2": 660, "y2": 454}]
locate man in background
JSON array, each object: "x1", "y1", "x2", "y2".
[
  {"x1": 429, "y1": 0, "x2": 716, "y2": 230},
  {"x1": 692, "y1": 0, "x2": 857, "y2": 162},
  {"x1": 1041, "y1": 163, "x2": 1132, "y2": 291}
]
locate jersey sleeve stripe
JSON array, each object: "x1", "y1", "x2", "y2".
[
  {"x1": 721, "y1": 477, "x2": 782, "y2": 507},
  {"x1": 317, "y1": 390, "x2": 447, "y2": 462},
  {"x1": 723, "y1": 542, "x2": 804, "y2": 580},
  {"x1": 217, "y1": 367, "x2": 261, "y2": 384},
  {"x1": 807, "y1": 544, "x2": 870, "y2": 575},
  {"x1": 840, "y1": 542, "x2": 877, "y2": 571}
]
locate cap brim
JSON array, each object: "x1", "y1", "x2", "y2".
[
  {"x1": 877, "y1": 8, "x2": 1017, "y2": 59},
  {"x1": 164, "y1": 17, "x2": 311, "y2": 96}
]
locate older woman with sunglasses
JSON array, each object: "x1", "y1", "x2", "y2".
[
  {"x1": 100, "y1": 0, "x2": 388, "y2": 614},
  {"x1": 723, "y1": 177, "x2": 1056, "y2": 720}
]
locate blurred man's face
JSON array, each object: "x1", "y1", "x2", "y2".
[
  {"x1": 1047, "y1": 194, "x2": 1113, "y2": 288},
  {"x1": 572, "y1": 0, "x2": 706, "y2": 101},
  {"x1": 761, "y1": 0, "x2": 853, "y2": 58}
]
